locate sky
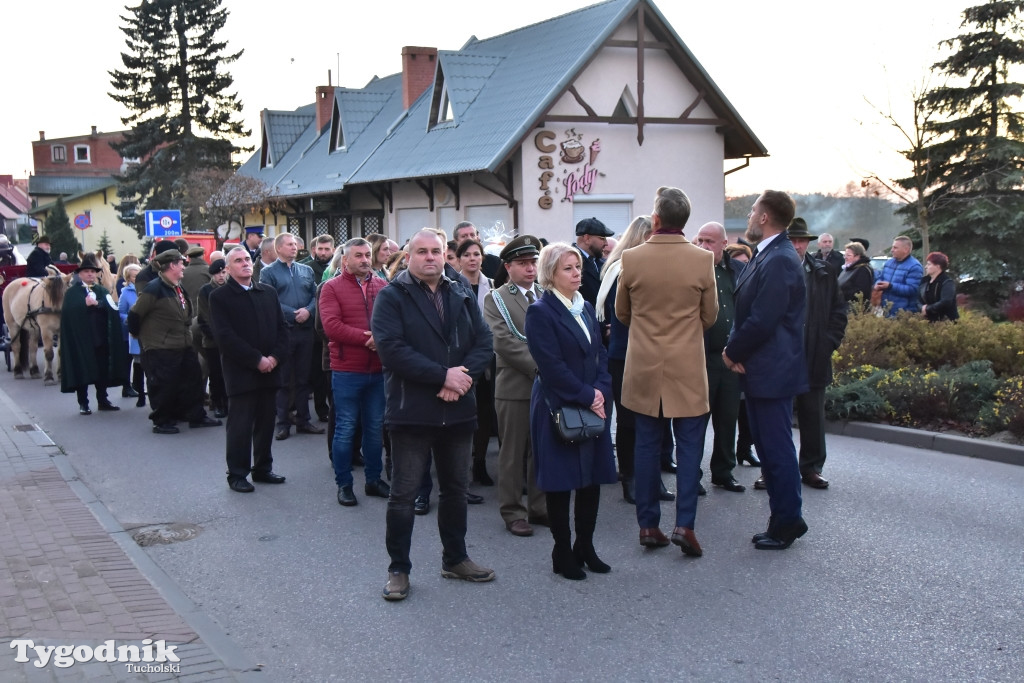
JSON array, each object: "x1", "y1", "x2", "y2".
[{"x1": 4, "y1": 0, "x2": 978, "y2": 197}]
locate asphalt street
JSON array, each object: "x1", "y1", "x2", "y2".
[{"x1": 4, "y1": 370, "x2": 1023, "y2": 682}]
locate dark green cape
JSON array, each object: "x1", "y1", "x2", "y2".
[{"x1": 59, "y1": 283, "x2": 129, "y2": 393}]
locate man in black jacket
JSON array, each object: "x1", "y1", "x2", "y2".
[
  {"x1": 787, "y1": 218, "x2": 847, "y2": 490},
  {"x1": 25, "y1": 235, "x2": 53, "y2": 277},
  {"x1": 573, "y1": 217, "x2": 614, "y2": 307},
  {"x1": 210, "y1": 247, "x2": 289, "y2": 493},
  {"x1": 371, "y1": 229, "x2": 494, "y2": 601}
]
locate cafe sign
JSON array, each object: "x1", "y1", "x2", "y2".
[{"x1": 534, "y1": 128, "x2": 604, "y2": 209}]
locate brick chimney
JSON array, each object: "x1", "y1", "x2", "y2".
[
  {"x1": 402, "y1": 46, "x2": 438, "y2": 110},
  {"x1": 316, "y1": 85, "x2": 334, "y2": 133},
  {"x1": 39, "y1": 131, "x2": 45, "y2": 141}
]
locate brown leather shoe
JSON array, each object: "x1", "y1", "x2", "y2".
[
  {"x1": 639, "y1": 527, "x2": 670, "y2": 548},
  {"x1": 753, "y1": 474, "x2": 767, "y2": 490},
  {"x1": 802, "y1": 471, "x2": 830, "y2": 489},
  {"x1": 506, "y1": 519, "x2": 534, "y2": 537},
  {"x1": 671, "y1": 526, "x2": 703, "y2": 557},
  {"x1": 382, "y1": 571, "x2": 409, "y2": 601}
]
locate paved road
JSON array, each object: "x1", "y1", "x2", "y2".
[{"x1": 4, "y1": 370, "x2": 1023, "y2": 682}]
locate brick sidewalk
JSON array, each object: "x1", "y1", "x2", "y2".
[{"x1": 0, "y1": 388, "x2": 256, "y2": 681}]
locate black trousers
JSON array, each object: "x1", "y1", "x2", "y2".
[
  {"x1": 143, "y1": 348, "x2": 205, "y2": 425},
  {"x1": 309, "y1": 335, "x2": 330, "y2": 420},
  {"x1": 226, "y1": 388, "x2": 277, "y2": 481},
  {"x1": 201, "y1": 347, "x2": 226, "y2": 412},
  {"x1": 609, "y1": 357, "x2": 635, "y2": 478},
  {"x1": 276, "y1": 327, "x2": 313, "y2": 427}
]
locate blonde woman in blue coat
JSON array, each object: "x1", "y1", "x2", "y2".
[{"x1": 526, "y1": 243, "x2": 616, "y2": 581}]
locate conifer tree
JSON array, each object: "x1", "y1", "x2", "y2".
[
  {"x1": 108, "y1": 0, "x2": 249, "y2": 239},
  {"x1": 915, "y1": 0, "x2": 1024, "y2": 304},
  {"x1": 43, "y1": 197, "x2": 81, "y2": 259},
  {"x1": 97, "y1": 230, "x2": 114, "y2": 260}
]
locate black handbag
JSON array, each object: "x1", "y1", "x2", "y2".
[{"x1": 551, "y1": 404, "x2": 605, "y2": 444}]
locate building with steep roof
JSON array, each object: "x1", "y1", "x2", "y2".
[
  {"x1": 27, "y1": 127, "x2": 144, "y2": 257},
  {"x1": 237, "y1": 0, "x2": 766, "y2": 247}
]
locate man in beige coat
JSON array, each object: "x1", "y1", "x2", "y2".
[{"x1": 616, "y1": 186, "x2": 718, "y2": 557}]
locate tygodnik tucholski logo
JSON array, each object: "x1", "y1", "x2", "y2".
[{"x1": 10, "y1": 638, "x2": 181, "y2": 672}]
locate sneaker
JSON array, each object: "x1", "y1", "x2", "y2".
[
  {"x1": 441, "y1": 559, "x2": 495, "y2": 582},
  {"x1": 382, "y1": 571, "x2": 409, "y2": 601}
]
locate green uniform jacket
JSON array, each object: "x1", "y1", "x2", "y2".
[
  {"x1": 127, "y1": 276, "x2": 193, "y2": 351},
  {"x1": 59, "y1": 283, "x2": 128, "y2": 393}
]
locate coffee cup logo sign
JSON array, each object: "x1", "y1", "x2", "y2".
[{"x1": 534, "y1": 129, "x2": 604, "y2": 209}]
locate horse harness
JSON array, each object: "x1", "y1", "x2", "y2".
[{"x1": 21, "y1": 277, "x2": 60, "y2": 321}]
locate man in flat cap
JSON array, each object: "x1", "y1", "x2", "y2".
[
  {"x1": 136, "y1": 240, "x2": 181, "y2": 288},
  {"x1": 483, "y1": 235, "x2": 547, "y2": 537},
  {"x1": 128, "y1": 249, "x2": 222, "y2": 434},
  {"x1": 182, "y1": 245, "x2": 211, "y2": 310},
  {"x1": 573, "y1": 217, "x2": 614, "y2": 307}
]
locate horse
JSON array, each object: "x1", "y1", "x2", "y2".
[{"x1": 2, "y1": 265, "x2": 72, "y2": 384}]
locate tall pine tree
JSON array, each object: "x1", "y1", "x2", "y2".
[
  {"x1": 916, "y1": 0, "x2": 1024, "y2": 305},
  {"x1": 43, "y1": 197, "x2": 81, "y2": 259},
  {"x1": 109, "y1": 0, "x2": 249, "y2": 239}
]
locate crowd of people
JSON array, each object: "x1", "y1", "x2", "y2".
[{"x1": 41, "y1": 189, "x2": 960, "y2": 602}]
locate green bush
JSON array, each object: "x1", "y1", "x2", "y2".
[
  {"x1": 834, "y1": 307, "x2": 1024, "y2": 378},
  {"x1": 979, "y1": 376, "x2": 1024, "y2": 438}
]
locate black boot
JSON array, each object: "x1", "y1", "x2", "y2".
[
  {"x1": 572, "y1": 485, "x2": 610, "y2": 574},
  {"x1": 473, "y1": 456, "x2": 494, "y2": 486},
  {"x1": 621, "y1": 478, "x2": 636, "y2": 504},
  {"x1": 547, "y1": 491, "x2": 585, "y2": 580},
  {"x1": 132, "y1": 362, "x2": 146, "y2": 407}
]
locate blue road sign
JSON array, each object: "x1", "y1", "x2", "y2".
[{"x1": 145, "y1": 210, "x2": 183, "y2": 237}]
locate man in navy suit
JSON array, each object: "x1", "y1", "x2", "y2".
[{"x1": 723, "y1": 190, "x2": 810, "y2": 550}]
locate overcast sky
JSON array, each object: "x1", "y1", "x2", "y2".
[{"x1": 5, "y1": 0, "x2": 976, "y2": 196}]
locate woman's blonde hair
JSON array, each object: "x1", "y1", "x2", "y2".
[
  {"x1": 843, "y1": 241, "x2": 866, "y2": 258},
  {"x1": 600, "y1": 216, "x2": 651, "y2": 278},
  {"x1": 537, "y1": 242, "x2": 580, "y2": 291}
]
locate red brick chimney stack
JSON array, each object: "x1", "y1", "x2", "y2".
[
  {"x1": 315, "y1": 70, "x2": 334, "y2": 133},
  {"x1": 402, "y1": 47, "x2": 438, "y2": 110}
]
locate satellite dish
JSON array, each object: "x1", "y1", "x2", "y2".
[{"x1": 216, "y1": 221, "x2": 242, "y2": 239}]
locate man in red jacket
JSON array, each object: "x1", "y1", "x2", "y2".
[{"x1": 319, "y1": 238, "x2": 391, "y2": 507}]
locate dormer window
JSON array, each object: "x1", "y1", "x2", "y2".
[
  {"x1": 330, "y1": 100, "x2": 346, "y2": 152},
  {"x1": 51, "y1": 145, "x2": 66, "y2": 162},
  {"x1": 429, "y1": 65, "x2": 454, "y2": 128},
  {"x1": 74, "y1": 144, "x2": 91, "y2": 163}
]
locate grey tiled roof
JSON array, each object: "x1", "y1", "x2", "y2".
[
  {"x1": 239, "y1": 0, "x2": 765, "y2": 198},
  {"x1": 28, "y1": 175, "x2": 115, "y2": 197},
  {"x1": 263, "y1": 109, "x2": 315, "y2": 166}
]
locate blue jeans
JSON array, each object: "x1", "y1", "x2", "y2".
[
  {"x1": 634, "y1": 412, "x2": 707, "y2": 529},
  {"x1": 386, "y1": 427, "x2": 472, "y2": 574},
  {"x1": 331, "y1": 371, "x2": 385, "y2": 487}
]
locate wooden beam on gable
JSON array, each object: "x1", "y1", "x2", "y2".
[
  {"x1": 366, "y1": 183, "x2": 394, "y2": 214},
  {"x1": 474, "y1": 161, "x2": 516, "y2": 208},
  {"x1": 415, "y1": 178, "x2": 435, "y2": 212},
  {"x1": 567, "y1": 85, "x2": 598, "y2": 118},
  {"x1": 543, "y1": 115, "x2": 726, "y2": 125},
  {"x1": 681, "y1": 89, "x2": 706, "y2": 119},
  {"x1": 636, "y1": 3, "x2": 646, "y2": 146},
  {"x1": 605, "y1": 39, "x2": 670, "y2": 50}
]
